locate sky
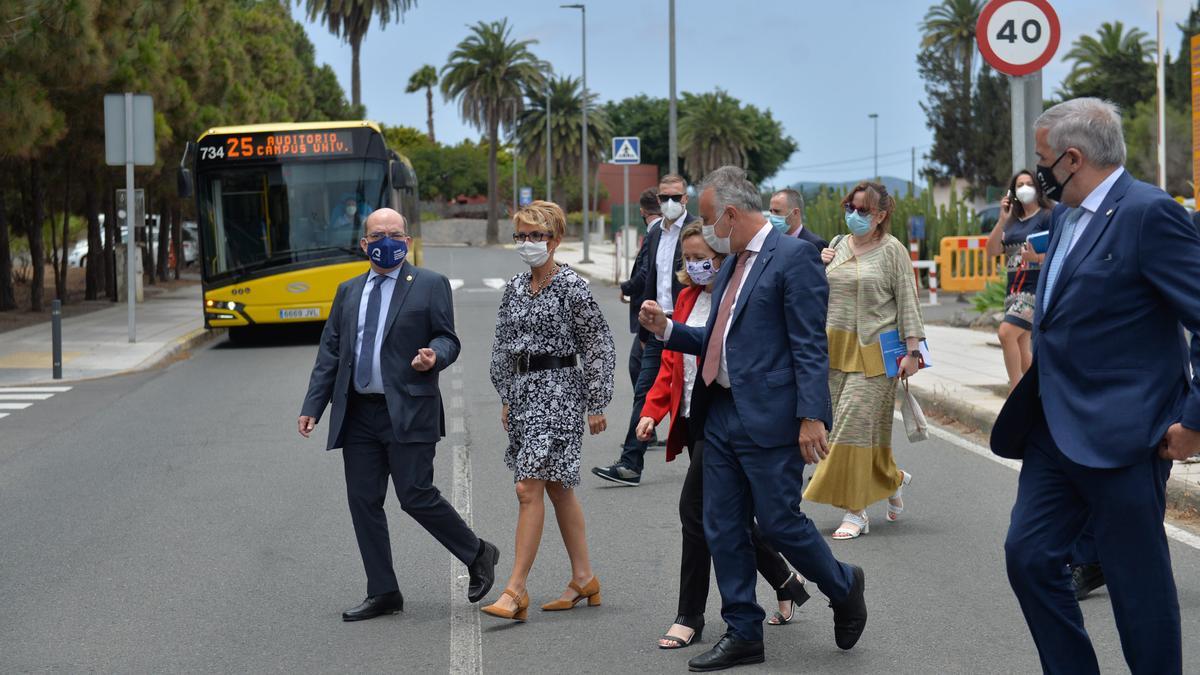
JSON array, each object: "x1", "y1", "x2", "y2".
[{"x1": 292, "y1": 0, "x2": 1197, "y2": 188}]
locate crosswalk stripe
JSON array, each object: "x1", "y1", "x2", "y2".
[
  {"x1": 0, "y1": 413, "x2": 8, "y2": 419},
  {"x1": 482, "y1": 278, "x2": 506, "y2": 290},
  {"x1": 0, "y1": 394, "x2": 54, "y2": 400},
  {"x1": 0, "y1": 387, "x2": 72, "y2": 393},
  {"x1": 0, "y1": 403, "x2": 34, "y2": 410},
  {"x1": 449, "y1": 279, "x2": 465, "y2": 291}
]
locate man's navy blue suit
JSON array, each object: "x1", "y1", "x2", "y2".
[
  {"x1": 991, "y1": 169, "x2": 1200, "y2": 674},
  {"x1": 663, "y1": 224, "x2": 854, "y2": 642}
]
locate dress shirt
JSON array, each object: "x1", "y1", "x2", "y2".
[
  {"x1": 790, "y1": 223, "x2": 806, "y2": 238},
  {"x1": 1064, "y1": 166, "x2": 1124, "y2": 256},
  {"x1": 354, "y1": 267, "x2": 400, "y2": 394},
  {"x1": 661, "y1": 222, "x2": 773, "y2": 388},
  {"x1": 656, "y1": 212, "x2": 686, "y2": 312},
  {"x1": 681, "y1": 290, "x2": 712, "y2": 418}
]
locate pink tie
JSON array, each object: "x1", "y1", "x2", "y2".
[{"x1": 702, "y1": 251, "x2": 749, "y2": 386}]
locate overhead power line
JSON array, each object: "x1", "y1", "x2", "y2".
[{"x1": 784, "y1": 145, "x2": 929, "y2": 171}]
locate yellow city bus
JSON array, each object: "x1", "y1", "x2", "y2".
[{"x1": 178, "y1": 121, "x2": 420, "y2": 339}]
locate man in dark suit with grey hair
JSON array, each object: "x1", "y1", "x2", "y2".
[{"x1": 299, "y1": 207, "x2": 498, "y2": 621}]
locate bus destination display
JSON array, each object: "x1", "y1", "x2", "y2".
[{"x1": 199, "y1": 130, "x2": 354, "y2": 163}]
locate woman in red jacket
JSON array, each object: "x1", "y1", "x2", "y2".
[{"x1": 637, "y1": 223, "x2": 810, "y2": 650}]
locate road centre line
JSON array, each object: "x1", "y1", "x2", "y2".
[{"x1": 904, "y1": 412, "x2": 1200, "y2": 551}]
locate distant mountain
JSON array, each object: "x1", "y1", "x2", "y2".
[{"x1": 788, "y1": 176, "x2": 923, "y2": 198}]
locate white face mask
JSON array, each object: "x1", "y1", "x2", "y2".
[
  {"x1": 702, "y1": 211, "x2": 732, "y2": 254},
  {"x1": 516, "y1": 240, "x2": 550, "y2": 267},
  {"x1": 345, "y1": 205, "x2": 358, "y2": 216},
  {"x1": 662, "y1": 199, "x2": 685, "y2": 221},
  {"x1": 1015, "y1": 185, "x2": 1037, "y2": 206}
]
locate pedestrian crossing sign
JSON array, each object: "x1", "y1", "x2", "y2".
[{"x1": 611, "y1": 136, "x2": 640, "y2": 164}]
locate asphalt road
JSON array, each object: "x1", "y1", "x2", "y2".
[{"x1": 2, "y1": 245, "x2": 1199, "y2": 674}]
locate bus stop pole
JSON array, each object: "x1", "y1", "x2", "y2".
[
  {"x1": 125, "y1": 92, "x2": 137, "y2": 343},
  {"x1": 623, "y1": 165, "x2": 630, "y2": 278},
  {"x1": 52, "y1": 299, "x2": 62, "y2": 379}
]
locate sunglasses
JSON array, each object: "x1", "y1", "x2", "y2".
[
  {"x1": 843, "y1": 204, "x2": 872, "y2": 216},
  {"x1": 513, "y1": 232, "x2": 554, "y2": 243},
  {"x1": 657, "y1": 193, "x2": 685, "y2": 203}
]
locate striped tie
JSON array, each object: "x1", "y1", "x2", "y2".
[{"x1": 1041, "y1": 207, "x2": 1083, "y2": 310}]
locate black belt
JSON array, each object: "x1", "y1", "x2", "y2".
[
  {"x1": 351, "y1": 391, "x2": 386, "y2": 403},
  {"x1": 514, "y1": 353, "x2": 577, "y2": 375}
]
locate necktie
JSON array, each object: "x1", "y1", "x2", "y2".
[
  {"x1": 355, "y1": 275, "x2": 384, "y2": 390},
  {"x1": 1041, "y1": 207, "x2": 1083, "y2": 309},
  {"x1": 702, "y1": 251, "x2": 749, "y2": 386}
]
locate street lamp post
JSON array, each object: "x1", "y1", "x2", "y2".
[
  {"x1": 668, "y1": 0, "x2": 677, "y2": 175},
  {"x1": 868, "y1": 113, "x2": 879, "y2": 179},
  {"x1": 545, "y1": 86, "x2": 552, "y2": 200},
  {"x1": 510, "y1": 99, "x2": 519, "y2": 215},
  {"x1": 562, "y1": 3, "x2": 591, "y2": 263}
]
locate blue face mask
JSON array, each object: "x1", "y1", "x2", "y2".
[
  {"x1": 366, "y1": 237, "x2": 408, "y2": 269},
  {"x1": 685, "y1": 258, "x2": 717, "y2": 286},
  {"x1": 845, "y1": 211, "x2": 874, "y2": 237},
  {"x1": 768, "y1": 214, "x2": 790, "y2": 233}
]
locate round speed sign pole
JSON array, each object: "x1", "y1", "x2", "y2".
[{"x1": 977, "y1": 0, "x2": 1061, "y2": 173}]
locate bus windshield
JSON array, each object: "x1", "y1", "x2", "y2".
[{"x1": 197, "y1": 159, "x2": 387, "y2": 280}]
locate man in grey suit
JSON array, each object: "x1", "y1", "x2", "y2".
[{"x1": 298, "y1": 208, "x2": 498, "y2": 621}]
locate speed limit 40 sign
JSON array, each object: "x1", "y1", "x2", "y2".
[{"x1": 977, "y1": 0, "x2": 1061, "y2": 76}]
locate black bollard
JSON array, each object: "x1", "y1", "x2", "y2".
[{"x1": 52, "y1": 299, "x2": 62, "y2": 380}]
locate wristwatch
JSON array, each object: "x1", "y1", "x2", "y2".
[{"x1": 909, "y1": 350, "x2": 922, "y2": 359}]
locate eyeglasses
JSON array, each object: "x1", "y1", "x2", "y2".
[
  {"x1": 657, "y1": 193, "x2": 685, "y2": 203},
  {"x1": 843, "y1": 204, "x2": 872, "y2": 216},
  {"x1": 513, "y1": 232, "x2": 553, "y2": 243},
  {"x1": 365, "y1": 232, "x2": 407, "y2": 241}
]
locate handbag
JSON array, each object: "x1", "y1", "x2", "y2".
[{"x1": 900, "y1": 378, "x2": 928, "y2": 443}]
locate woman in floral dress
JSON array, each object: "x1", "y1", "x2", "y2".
[{"x1": 482, "y1": 200, "x2": 616, "y2": 622}]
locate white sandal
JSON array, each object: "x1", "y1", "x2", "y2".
[
  {"x1": 887, "y1": 470, "x2": 914, "y2": 522},
  {"x1": 832, "y1": 511, "x2": 869, "y2": 539}
]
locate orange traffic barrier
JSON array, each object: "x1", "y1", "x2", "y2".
[{"x1": 933, "y1": 236, "x2": 1005, "y2": 293}]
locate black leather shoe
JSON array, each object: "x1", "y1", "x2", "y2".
[
  {"x1": 342, "y1": 591, "x2": 403, "y2": 621},
  {"x1": 830, "y1": 564, "x2": 867, "y2": 650},
  {"x1": 467, "y1": 539, "x2": 500, "y2": 603},
  {"x1": 687, "y1": 633, "x2": 764, "y2": 672},
  {"x1": 1071, "y1": 563, "x2": 1106, "y2": 601}
]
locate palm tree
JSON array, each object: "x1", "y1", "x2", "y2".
[
  {"x1": 303, "y1": 0, "x2": 417, "y2": 110},
  {"x1": 406, "y1": 64, "x2": 438, "y2": 142},
  {"x1": 1061, "y1": 21, "x2": 1155, "y2": 109},
  {"x1": 920, "y1": 0, "x2": 984, "y2": 92},
  {"x1": 679, "y1": 90, "x2": 755, "y2": 179},
  {"x1": 441, "y1": 19, "x2": 548, "y2": 244},
  {"x1": 514, "y1": 75, "x2": 611, "y2": 204}
]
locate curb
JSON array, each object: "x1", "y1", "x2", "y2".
[
  {"x1": 906, "y1": 384, "x2": 1200, "y2": 516},
  {"x1": 16, "y1": 326, "x2": 225, "y2": 387}
]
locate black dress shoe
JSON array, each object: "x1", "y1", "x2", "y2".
[
  {"x1": 342, "y1": 591, "x2": 404, "y2": 621},
  {"x1": 830, "y1": 564, "x2": 867, "y2": 650},
  {"x1": 467, "y1": 539, "x2": 500, "y2": 603},
  {"x1": 687, "y1": 633, "x2": 764, "y2": 672},
  {"x1": 1071, "y1": 563, "x2": 1106, "y2": 601}
]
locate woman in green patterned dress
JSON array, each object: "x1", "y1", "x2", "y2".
[{"x1": 803, "y1": 181, "x2": 926, "y2": 540}]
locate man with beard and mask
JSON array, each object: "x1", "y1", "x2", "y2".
[
  {"x1": 594, "y1": 174, "x2": 695, "y2": 486},
  {"x1": 992, "y1": 97, "x2": 1200, "y2": 675},
  {"x1": 769, "y1": 188, "x2": 827, "y2": 256},
  {"x1": 298, "y1": 208, "x2": 499, "y2": 622}
]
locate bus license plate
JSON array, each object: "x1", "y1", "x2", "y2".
[{"x1": 279, "y1": 308, "x2": 320, "y2": 320}]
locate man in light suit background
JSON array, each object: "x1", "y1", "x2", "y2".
[
  {"x1": 298, "y1": 208, "x2": 498, "y2": 622},
  {"x1": 992, "y1": 98, "x2": 1200, "y2": 674},
  {"x1": 640, "y1": 166, "x2": 866, "y2": 671}
]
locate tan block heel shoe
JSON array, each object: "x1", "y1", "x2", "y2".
[
  {"x1": 481, "y1": 589, "x2": 529, "y2": 622},
  {"x1": 540, "y1": 576, "x2": 601, "y2": 611}
]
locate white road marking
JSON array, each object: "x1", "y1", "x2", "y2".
[
  {"x1": 0, "y1": 394, "x2": 54, "y2": 400},
  {"x1": 464, "y1": 288, "x2": 502, "y2": 294},
  {"x1": 482, "y1": 278, "x2": 506, "y2": 290},
  {"x1": 451, "y1": 417, "x2": 465, "y2": 434},
  {"x1": 0, "y1": 413, "x2": 8, "y2": 420},
  {"x1": 0, "y1": 387, "x2": 71, "y2": 393},
  {"x1": 907, "y1": 412, "x2": 1200, "y2": 551},
  {"x1": 0, "y1": 403, "x2": 34, "y2": 410},
  {"x1": 450, "y1": 279, "x2": 465, "y2": 291},
  {"x1": 450, "y1": 441, "x2": 483, "y2": 674},
  {"x1": 451, "y1": 396, "x2": 464, "y2": 410}
]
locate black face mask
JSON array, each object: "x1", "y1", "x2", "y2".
[{"x1": 1035, "y1": 150, "x2": 1075, "y2": 201}]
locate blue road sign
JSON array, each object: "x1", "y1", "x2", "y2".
[
  {"x1": 611, "y1": 136, "x2": 640, "y2": 164},
  {"x1": 519, "y1": 186, "x2": 533, "y2": 206}
]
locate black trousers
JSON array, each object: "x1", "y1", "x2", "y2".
[
  {"x1": 620, "y1": 338, "x2": 663, "y2": 472},
  {"x1": 342, "y1": 393, "x2": 480, "y2": 596},
  {"x1": 627, "y1": 335, "x2": 644, "y2": 388},
  {"x1": 677, "y1": 417, "x2": 791, "y2": 617}
]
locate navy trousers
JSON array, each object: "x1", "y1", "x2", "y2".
[
  {"x1": 619, "y1": 338, "x2": 663, "y2": 473},
  {"x1": 1004, "y1": 419, "x2": 1179, "y2": 675},
  {"x1": 627, "y1": 335, "x2": 644, "y2": 387},
  {"x1": 702, "y1": 387, "x2": 854, "y2": 642},
  {"x1": 342, "y1": 394, "x2": 480, "y2": 596}
]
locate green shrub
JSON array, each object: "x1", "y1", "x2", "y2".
[{"x1": 972, "y1": 279, "x2": 1008, "y2": 314}]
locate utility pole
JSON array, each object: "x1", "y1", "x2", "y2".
[
  {"x1": 868, "y1": 113, "x2": 879, "y2": 178},
  {"x1": 545, "y1": 86, "x2": 552, "y2": 200},
  {"x1": 911, "y1": 146, "x2": 916, "y2": 190},
  {"x1": 668, "y1": 0, "x2": 678, "y2": 175},
  {"x1": 1156, "y1": 0, "x2": 1167, "y2": 190},
  {"x1": 561, "y1": 4, "x2": 591, "y2": 263}
]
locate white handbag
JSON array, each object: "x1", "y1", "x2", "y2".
[{"x1": 900, "y1": 378, "x2": 928, "y2": 443}]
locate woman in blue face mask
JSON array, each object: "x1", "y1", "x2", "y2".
[
  {"x1": 635, "y1": 224, "x2": 812, "y2": 648},
  {"x1": 806, "y1": 182, "x2": 926, "y2": 540}
]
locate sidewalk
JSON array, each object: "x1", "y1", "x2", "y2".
[
  {"x1": 555, "y1": 236, "x2": 1200, "y2": 513},
  {"x1": 0, "y1": 284, "x2": 214, "y2": 386}
]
